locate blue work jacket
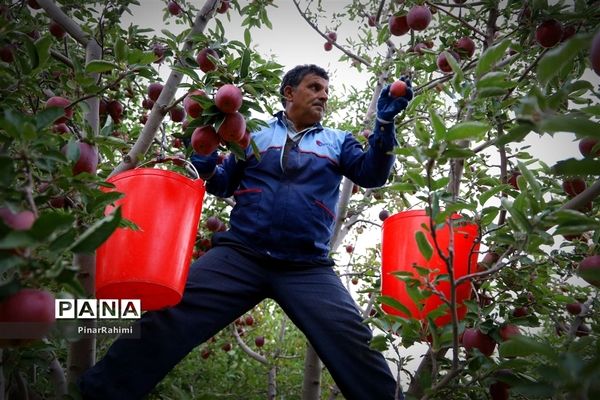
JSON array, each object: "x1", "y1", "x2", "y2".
[{"x1": 202, "y1": 112, "x2": 396, "y2": 264}]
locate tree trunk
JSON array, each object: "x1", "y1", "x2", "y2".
[
  {"x1": 301, "y1": 342, "x2": 322, "y2": 400},
  {"x1": 267, "y1": 366, "x2": 277, "y2": 400}
]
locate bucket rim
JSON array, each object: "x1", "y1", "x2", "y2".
[
  {"x1": 106, "y1": 167, "x2": 205, "y2": 188},
  {"x1": 382, "y1": 209, "x2": 478, "y2": 230}
]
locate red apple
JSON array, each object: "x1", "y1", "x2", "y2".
[
  {"x1": 0, "y1": 208, "x2": 36, "y2": 231},
  {"x1": 507, "y1": 171, "x2": 520, "y2": 190},
  {"x1": 351, "y1": 277, "x2": 359, "y2": 285},
  {"x1": 200, "y1": 348, "x2": 212, "y2": 359},
  {"x1": 489, "y1": 382, "x2": 509, "y2": 400},
  {"x1": 499, "y1": 324, "x2": 521, "y2": 341},
  {"x1": 99, "y1": 98, "x2": 108, "y2": 115},
  {"x1": 46, "y1": 96, "x2": 73, "y2": 123},
  {"x1": 389, "y1": 80, "x2": 407, "y2": 98},
  {"x1": 244, "y1": 315, "x2": 254, "y2": 326},
  {"x1": 140, "y1": 114, "x2": 148, "y2": 124},
  {"x1": 206, "y1": 216, "x2": 222, "y2": 232},
  {"x1": 183, "y1": 89, "x2": 206, "y2": 118},
  {"x1": 237, "y1": 130, "x2": 251, "y2": 149},
  {"x1": 591, "y1": 29, "x2": 600, "y2": 76},
  {"x1": 27, "y1": 0, "x2": 41, "y2": 9},
  {"x1": 217, "y1": 0, "x2": 230, "y2": 14},
  {"x1": 412, "y1": 42, "x2": 428, "y2": 55},
  {"x1": 579, "y1": 137, "x2": 600, "y2": 157},
  {"x1": 535, "y1": 19, "x2": 563, "y2": 48},
  {"x1": 148, "y1": 82, "x2": 164, "y2": 102},
  {"x1": 566, "y1": 302, "x2": 582, "y2": 315},
  {"x1": 142, "y1": 98, "x2": 154, "y2": 110},
  {"x1": 107, "y1": 100, "x2": 123, "y2": 121},
  {"x1": 562, "y1": 178, "x2": 586, "y2": 197},
  {"x1": 0, "y1": 288, "x2": 55, "y2": 346},
  {"x1": 169, "y1": 106, "x2": 186, "y2": 123},
  {"x1": 379, "y1": 209, "x2": 390, "y2": 221},
  {"x1": 345, "y1": 244, "x2": 354, "y2": 253},
  {"x1": 577, "y1": 255, "x2": 600, "y2": 288},
  {"x1": 167, "y1": 1, "x2": 182, "y2": 16},
  {"x1": 221, "y1": 342, "x2": 232, "y2": 352},
  {"x1": 437, "y1": 50, "x2": 460, "y2": 73},
  {"x1": 512, "y1": 306, "x2": 529, "y2": 317},
  {"x1": 407, "y1": 5, "x2": 432, "y2": 31},
  {"x1": 49, "y1": 21, "x2": 66, "y2": 39},
  {"x1": 367, "y1": 15, "x2": 376, "y2": 27},
  {"x1": 218, "y1": 112, "x2": 246, "y2": 142},
  {"x1": 191, "y1": 126, "x2": 220, "y2": 156},
  {"x1": 453, "y1": 0, "x2": 467, "y2": 3},
  {"x1": 389, "y1": 15, "x2": 410, "y2": 36},
  {"x1": 455, "y1": 36, "x2": 476, "y2": 58},
  {"x1": 561, "y1": 25, "x2": 576, "y2": 42},
  {"x1": 52, "y1": 123, "x2": 69, "y2": 134},
  {"x1": 215, "y1": 84, "x2": 243, "y2": 114},
  {"x1": 461, "y1": 328, "x2": 496, "y2": 356},
  {"x1": 151, "y1": 43, "x2": 166, "y2": 64},
  {"x1": 196, "y1": 48, "x2": 219, "y2": 73},
  {"x1": 326, "y1": 31, "x2": 337, "y2": 43},
  {"x1": 480, "y1": 252, "x2": 500, "y2": 267},
  {"x1": 0, "y1": 46, "x2": 14, "y2": 63},
  {"x1": 71, "y1": 142, "x2": 99, "y2": 175},
  {"x1": 255, "y1": 336, "x2": 265, "y2": 347},
  {"x1": 324, "y1": 42, "x2": 333, "y2": 51}
]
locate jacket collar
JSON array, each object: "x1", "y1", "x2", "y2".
[{"x1": 274, "y1": 111, "x2": 323, "y2": 134}]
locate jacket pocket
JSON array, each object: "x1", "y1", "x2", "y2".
[{"x1": 231, "y1": 188, "x2": 262, "y2": 224}]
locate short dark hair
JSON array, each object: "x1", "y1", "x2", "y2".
[{"x1": 279, "y1": 64, "x2": 329, "y2": 107}]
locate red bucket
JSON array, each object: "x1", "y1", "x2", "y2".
[
  {"x1": 381, "y1": 209, "x2": 479, "y2": 326},
  {"x1": 96, "y1": 168, "x2": 205, "y2": 311}
]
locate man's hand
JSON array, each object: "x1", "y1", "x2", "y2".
[
  {"x1": 190, "y1": 151, "x2": 218, "y2": 179},
  {"x1": 376, "y1": 77, "x2": 413, "y2": 124}
]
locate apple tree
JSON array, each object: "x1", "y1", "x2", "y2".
[{"x1": 2, "y1": 0, "x2": 600, "y2": 399}]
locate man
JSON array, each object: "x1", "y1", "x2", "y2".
[{"x1": 79, "y1": 64, "x2": 412, "y2": 399}]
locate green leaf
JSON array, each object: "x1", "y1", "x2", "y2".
[
  {"x1": 115, "y1": 38, "x2": 128, "y2": 62},
  {"x1": 35, "y1": 108, "x2": 65, "y2": 129},
  {"x1": 34, "y1": 35, "x2": 53, "y2": 70},
  {"x1": 369, "y1": 334, "x2": 389, "y2": 351},
  {"x1": 552, "y1": 158, "x2": 600, "y2": 176},
  {"x1": 446, "y1": 121, "x2": 490, "y2": 142},
  {"x1": 379, "y1": 295, "x2": 412, "y2": 317},
  {"x1": 501, "y1": 198, "x2": 532, "y2": 233},
  {"x1": 429, "y1": 109, "x2": 446, "y2": 140},
  {"x1": 537, "y1": 34, "x2": 592, "y2": 86},
  {"x1": 85, "y1": 60, "x2": 119, "y2": 74},
  {"x1": 539, "y1": 115, "x2": 600, "y2": 138},
  {"x1": 475, "y1": 39, "x2": 511, "y2": 77},
  {"x1": 498, "y1": 335, "x2": 556, "y2": 359},
  {"x1": 0, "y1": 232, "x2": 36, "y2": 249},
  {"x1": 415, "y1": 231, "x2": 433, "y2": 261},
  {"x1": 69, "y1": 207, "x2": 122, "y2": 254},
  {"x1": 496, "y1": 123, "x2": 534, "y2": 145},
  {"x1": 243, "y1": 28, "x2": 251, "y2": 47},
  {"x1": 240, "y1": 48, "x2": 251, "y2": 79},
  {"x1": 517, "y1": 161, "x2": 542, "y2": 203},
  {"x1": 479, "y1": 185, "x2": 506, "y2": 206},
  {"x1": 388, "y1": 183, "x2": 417, "y2": 192}
]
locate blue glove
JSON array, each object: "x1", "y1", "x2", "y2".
[
  {"x1": 376, "y1": 77, "x2": 413, "y2": 124},
  {"x1": 190, "y1": 151, "x2": 217, "y2": 179}
]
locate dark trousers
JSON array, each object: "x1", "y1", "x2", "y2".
[{"x1": 79, "y1": 245, "x2": 400, "y2": 399}]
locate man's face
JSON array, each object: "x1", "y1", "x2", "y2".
[{"x1": 283, "y1": 73, "x2": 329, "y2": 131}]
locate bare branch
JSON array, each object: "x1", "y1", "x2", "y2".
[
  {"x1": 232, "y1": 324, "x2": 268, "y2": 364},
  {"x1": 291, "y1": 0, "x2": 371, "y2": 67},
  {"x1": 110, "y1": 0, "x2": 221, "y2": 177}
]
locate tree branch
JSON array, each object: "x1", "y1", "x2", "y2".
[{"x1": 232, "y1": 324, "x2": 268, "y2": 364}]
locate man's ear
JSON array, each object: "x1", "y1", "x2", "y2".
[{"x1": 283, "y1": 85, "x2": 294, "y2": 103}]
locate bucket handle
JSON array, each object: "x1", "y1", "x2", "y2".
[{"x1": 137, "y1": 156, "x2": 201, "y2": 180}]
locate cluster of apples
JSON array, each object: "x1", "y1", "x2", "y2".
[
  {"x1": 190, "y1": 83, "x2": 250, "y2": 156},
  {"x1": 45, "y1": 96, "x2": 99, "y2": 176},
  {"x1": 323, "y1": 31, "x2": 337, "y2": 52}
]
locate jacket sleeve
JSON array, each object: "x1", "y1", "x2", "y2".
[
  {"x1": 204, "y1": 153, "x2": 246, "y2": 198},
  {"x1": 338, "y1": 121, "x2": 396, "y2": 188}
]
